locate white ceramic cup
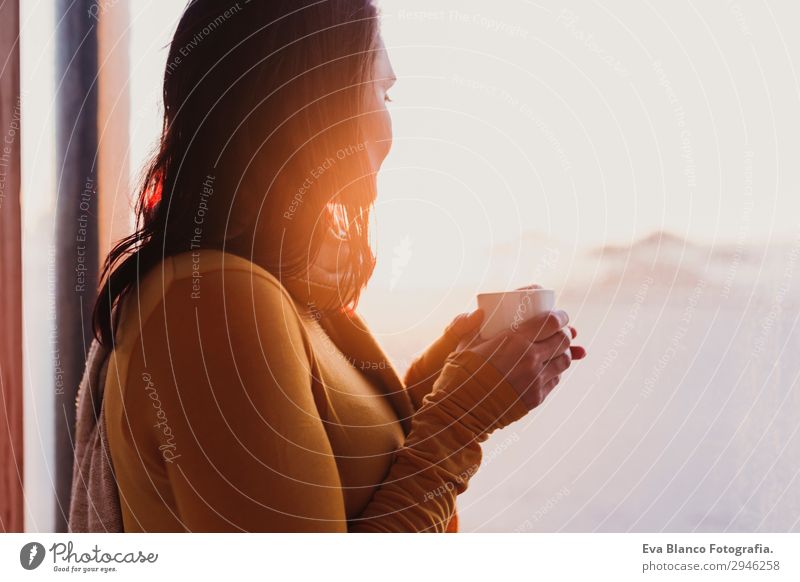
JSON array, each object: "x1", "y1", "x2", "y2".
[{"x1": 476, "y1": 288, "x2": 556, "y2": 340}]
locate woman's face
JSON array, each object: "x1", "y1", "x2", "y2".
[{"x1": 364, "y1": 36, "x2": 396, "y2": 173}]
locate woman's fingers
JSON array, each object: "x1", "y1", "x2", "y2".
[
  {"x1": 447, "y1": 309, "x2": 484, "y2": 338},
  {"x1": 465, "y1": 308, "x2": 484, "y2": 328},
  {"x1": 570, "y1": 345, "x2": 587, "y2": 360},
  {"x1": 459, "y1": 305, "x2": 586, "y2": 412},
  {"x1": 534, "y1": 352, "x2": 571, "y2": 389},
  {"x1": 538, "y1": 345, "x2": 585, "y2": 386},
  {"x1": 514, "y1": 283, "x2": 544, "y2": 291},
  {"x1": 547, "y1": 351, "x2": 572, "y2": 373},
  {"x1": 515, "y1": 309, "x2": 570, "y2": 342},
  {"x1": 531, "y1": 327, "x2": 572, "y2": 361},
  {"x1": 521, "y1": 373, "x2": 562, "y2": 409},
  {"x1": 542, "y1": 376, "x2": 560, "y2": 395},
  {"x1": 450, "y1": 309, "x2": 488, "y2": 353}
]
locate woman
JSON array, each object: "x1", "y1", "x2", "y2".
[{"x1": 91, "y1": 0, "x2": 586, "y2": 532}]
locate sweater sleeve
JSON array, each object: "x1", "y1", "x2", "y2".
[
  {"x1": 403, "y1": 326, "x2": 462, "y2": 411},
  {"x1": 140, "y1": 268, "x2": 527, "y2": 532},
  {"x1": 352, "y1": 349, "x2": 528, "y2": 532}
]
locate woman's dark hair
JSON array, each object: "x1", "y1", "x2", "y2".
[{"x1": 93, "y1": 0, "x2": 382, "y2": 346}]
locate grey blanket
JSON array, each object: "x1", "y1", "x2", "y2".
[{"x1": 67, "y1": 339, "x2": 123, "y2": 532}]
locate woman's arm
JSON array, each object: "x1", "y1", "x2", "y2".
[
  {"x1": 137, "y1": 268, "x2": 526, "y2": 531},
  {"x1": 353, "y1": 348, "x2": 527, "y2": 531},
  {"x1": 403, "y1": 310, "x2": 484, "y2": 410}
]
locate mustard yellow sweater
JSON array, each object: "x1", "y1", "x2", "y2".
[{"x1": 103, "y1": 250, "x2": 528, "y2": 532}]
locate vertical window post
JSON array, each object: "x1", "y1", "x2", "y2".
[
  {"x1": 0, "y1": 0, "x2": 24, "y2": 533},
  {"x1": 54, "y1": 0, "x2": 99, "y2": 532}
]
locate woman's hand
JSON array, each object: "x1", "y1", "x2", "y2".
[
  {"x1": 443, "y1": 284, "x2": 549, "y2": 351},
  {"x1": 444, "y1": 284, "x2": 544, "y2": 349},
  {"x1": 402, "y1": 309, "x2": 489, "y2": 411},
  {"x1": 455, "y1": 308, "x2": 586, "y2": 411},
  {"x1": 442, "y1": 309, "x2": 485, "y2": 346}
]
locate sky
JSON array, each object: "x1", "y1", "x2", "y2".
[
  {"x1": 123, "y1": 0, "x2": 800, "y2": 252},
  {"x1": 21, "y1": 0, "x2": 800, "y2": 250}
]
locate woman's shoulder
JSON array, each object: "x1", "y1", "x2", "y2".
[
  {"x1": 136, "y1": 249, "x2": 299, "y2": 306},
  {"x1": 118, "y1": 250, "x2": 303, "y2": 344},
  {"x1": 167, "y1": 249, "x2": 285, "y2": 291}
]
